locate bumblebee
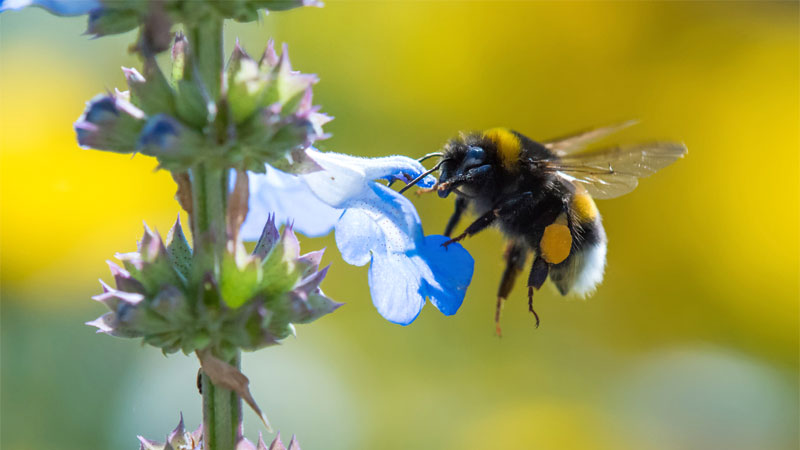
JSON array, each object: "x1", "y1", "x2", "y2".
[{"x1": 400, "y1": 121, "x2": 686, "y2": 335}]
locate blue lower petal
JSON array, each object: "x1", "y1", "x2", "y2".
[
  {"x1": 417, "y1": 235, "x2": 474, "y2": 316},
  {"x1": 366, "y1": 235, "x2": 473, "y2": 325}
]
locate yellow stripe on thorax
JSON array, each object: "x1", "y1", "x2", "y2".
[
  {"x1": 540, "y1": 213, "x2": 572, "y2": 264},
  {"x1": 571, "y1": 192, "x2": 599, "y2": 223},
  {"x1": 483, "y1": 128, "x2": 521, "y2": 170}
]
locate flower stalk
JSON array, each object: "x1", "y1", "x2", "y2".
[
  {"x1": 201, "y1": 356, "x2": 243, "y2": 450},
  {"x1": 184, "y1": 20, "x2": 244, "y2": 450}
]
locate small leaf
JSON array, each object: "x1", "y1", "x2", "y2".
[
  {"x1": 171, "y1": 171, "x2": 193, "y2": 217},
  {"x1": 227, "y1": 170, "x2": 250, "y2": 243},
  {"x1": 197, "y1": 349, "x2": 273, "y2": 432}
]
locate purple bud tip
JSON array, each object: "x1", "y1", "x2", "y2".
[
  {"x1": 98, "y1": 279, "x2": 114, "y2": 293},
  {"x1": 231, "y1": 39, "x2": 253, "y2": 65},
  {"x1": 278, "y1": 43, "x2": 293, "y2": 71},
  {"x1": 107, "y1": 260, "x2": 131, "y2": 278},
  {"x1": 262, "y1": 40, "x2": 279, "y2": 67},
  {"x1": 86, "y1": 317, "x2": 112, "y2": 334},
  {"x1": 167, "y1": 413, "x2": 186, "y2": 444},
  {"x1": 122, "y1": 67, "x2": 145, "y2": 83}
]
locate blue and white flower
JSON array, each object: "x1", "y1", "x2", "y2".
[{"x1": 241, "y1": 149, "x2": 475, "y2": 325}]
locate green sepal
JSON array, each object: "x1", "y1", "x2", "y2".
[
  {"x1": 220, "y1": 244, "x2": 262, "y2": 309},
  {"x1": 174, "y1": 78, "x2": 212, "y2": 129},
  {"x1": 171, "y1": 32, "x2": 188, "y2": 84},
  {"x1": 227, "y1": 45, "x2": 269, "y2": 124},
  {"x1": 259, "y1": 51, "x2": 317, "y2": 113},
  {"x1": 259, "y1": 229, "x2": 302, "y2": 297},
  {"x1": 135, "y1": 226, "x2": 185, "y2": 293},
  {"x1": 165, "y1": 217, "x2": 192, "y2": 281},
  {"x1": 125, "y1": 61, "x2": 177, "y2": 116}
]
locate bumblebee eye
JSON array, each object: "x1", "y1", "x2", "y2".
[{"x1": 462, "y1": 146, "x2": 486, "y2": 169}]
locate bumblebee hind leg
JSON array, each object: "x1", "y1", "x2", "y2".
[
  {"x1": 495, "y1": 241, "x2": 528, "y2": 337},
  {"x1": 527, "y1": 256, "x2": 549, "y2": 328}
]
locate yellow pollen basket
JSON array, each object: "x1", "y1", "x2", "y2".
[
  {"x1": 483, "y1": 127, "x2": 521, "y2": 169},
  {"x1": 540, "y1": 214, "x2": 572, "y2": 264}
]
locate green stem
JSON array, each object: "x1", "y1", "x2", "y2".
[
  {"x1": 188, "y1": 18, "x2": 223, "y2": 102},
  {"x1": 186, "y1": 17, "x2": 243, "y2": 450},
  {"x1": 202, "y1": 354, "x2": 243, "y2": 450}
]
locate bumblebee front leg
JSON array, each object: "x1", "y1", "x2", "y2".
[
  {"x1": 495, "y1": 241, "x2": 528, "y2": 337},
  {"x1": 442, "y1": 208, "x2": 497, "y2": 248},
  {"x1": 444, "y1": 196, "x2": 468, "y2": 238},
  {"x1": 526, "y1": 256, "x2": 549, "y2": 328}
]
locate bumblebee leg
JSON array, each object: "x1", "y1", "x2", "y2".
[
  {"x1": 444, "y1": 197, "x2": 468, "y2": 238},
  {"x1": 442, "y1": 208, "x2": 497, "y2": 248},
  {"x1": 527, "y1": 256, "x2": 549, "y2": 328},
  {"x1": 495, "y1": 241, "x2": 527, "y2": 337},
  {"x1": 443, "y1": 192, "x2": 540, "y2": 247}
]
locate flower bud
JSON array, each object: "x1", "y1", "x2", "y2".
[
  {"x1": 137, "y1": 114, "x2": 207, "y2": 170},
  {"x1": 75, "y1": 93, "x2": 146, "y2": 153}
]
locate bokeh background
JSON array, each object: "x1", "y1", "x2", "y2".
[{"x1": 1, "y1": 2, "x2": 798, "y2": 449}]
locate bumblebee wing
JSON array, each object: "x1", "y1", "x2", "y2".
[
  {"x1": 543, "y1": 120, "x2": 639, "y2": 157},
  {"x1": 541, "y1": 142, "x2": 687, "y2": 199}
]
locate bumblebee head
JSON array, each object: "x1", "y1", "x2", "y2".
[
  {"x1": 397, "y1": 138, "x2": 489, "y2": 196},
  {"x1": 437, "y1": 144, "x2": 486, "y2": 198}
]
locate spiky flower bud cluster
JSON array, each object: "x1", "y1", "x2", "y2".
[
  {"x1": 225, "y1": 41, "x2": 331, "y2": 173},
  {"x1": 88, "y1": 216, "x2": 340, "y2": 360},
  {"x1": 75, "y1": 36, "x2": 329, "y2": 173},
  {"x1": 138, "y1": 415, "x2": 202, "y2": 450},
  {"x1": 137, "y1": 415, "x2": 302, "y2": 450}
]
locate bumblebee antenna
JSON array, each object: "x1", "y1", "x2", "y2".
[
  {"x1": 417, "y1": 152, "x2": 443, "y2": 163},
  {"x1": 398, "y1": 160, "x2": 445, "y2": 194}
]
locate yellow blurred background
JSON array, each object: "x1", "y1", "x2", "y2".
[{"x1": 1, "y1": 2, "x2": 797, "y2": 449}]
